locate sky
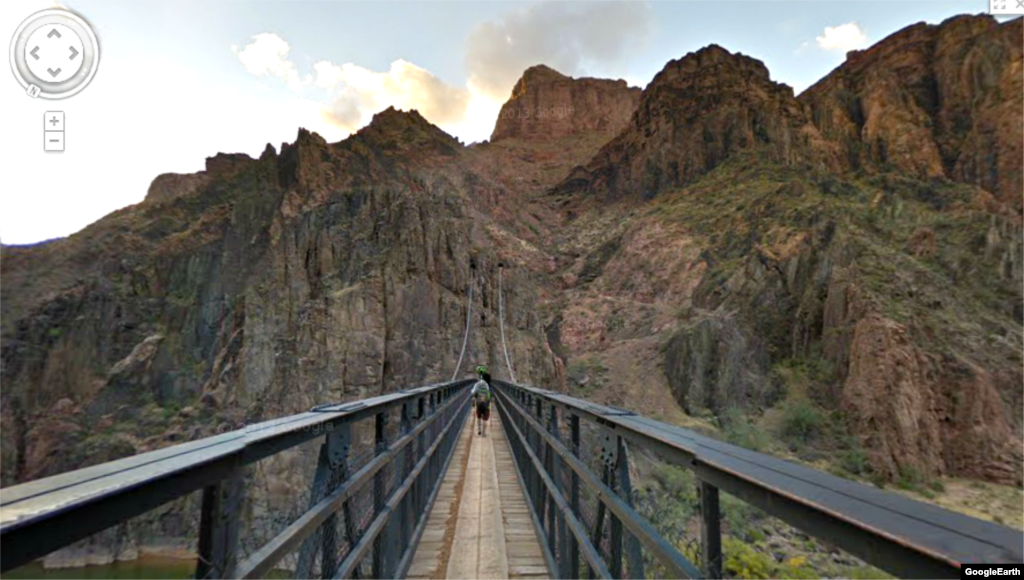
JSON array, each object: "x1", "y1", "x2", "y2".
[{"x1": 0, "y1": 0, "x2": 1003, "y2": 244}]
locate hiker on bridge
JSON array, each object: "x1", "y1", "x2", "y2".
[{"x1": 472, "y1": 365, "x2": 492, "y2": 437}]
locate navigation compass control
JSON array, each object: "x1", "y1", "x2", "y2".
[{"x1": 10, "y1": 9, "x2": 99, "y2": 99}]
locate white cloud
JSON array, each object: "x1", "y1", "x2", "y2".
[
  {"x1": 815, "y1": 22, "x2": 868, "y2": 52},
  {"x1": 314, "y1": 59, "x2": 471, "y2": 132},
  {"x1": 232, "y1": 33, "x2": 308, "y2": 91},
  {"x1": 465, "y1": 1, "x2": 653, "y2": 100},
  {"x1": 233, "y1": 33, "x2": 485, "y2": 142},
  {"x1": 441, "y1": 87, "x2": 504, "y2": 144},
  {"x1": 313, "y1": 60, "x2": 346, "y2": 89}
]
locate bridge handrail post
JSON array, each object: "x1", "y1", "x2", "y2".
[
  {"x1": 294, "y1": 420, "x2": 353, "y2": 579},
  {"x1": 195, "y1": 460, "x2": 244, "y2": 579},
  {"x1": 590, "y1": 466, "x2": 608, "y2": 579},
  {"x1": 544, "y1": 403, "x2": 559, "y2": 570},
  {"x1": 533, "y1": 395, "x2": 545, "y2": 520},
  {"x1": 699, "y1": 480, "x2": 723, "y2": 579},
  {"x1": 607, "y1": 439, "x2": 622, "y2": 579},
  {"x1": 569, "y1": 411, "x2": 581, "y2": 580},
  {"x1": 616, "y1": 437, "x2": 644, "y2": 580},
  {"x1": 415, "y1": 396, "x2": 427, "y2": 531},
  {"x1": 543, "y1": 401, "x2": 555, "y2": 561},
  {"x1": 550, "y1": 404, "x2": 571, "y2": 580},
  {"x1": 523, "y1": 392, "x2": 535, "y2": 514},
  {"x1": 371, "y1": 408, "x2": 389, "y2": 578},
  {"x1": 338, "y1": 446, "x2": 359, "y2": 579},
  {"x1": 395, "y1": 401, "x2": 413, "y2": 565}
]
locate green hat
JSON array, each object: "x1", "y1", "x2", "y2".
[{"x1": 476, "y1": 365, "x2": 487, "y2": 375}]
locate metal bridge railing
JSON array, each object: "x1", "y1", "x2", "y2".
[
  {"x1": 0, "y1": 379, "x2": 474, "y2": 578},
  {"x1": 493, "y1": 380, "x2": 1024, "y2": 579}
]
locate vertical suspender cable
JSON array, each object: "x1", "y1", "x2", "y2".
[
  {"x1": 498, "y1": 265, "x2": 517, "y2": 383},
  {"x1": 451, "y1": 268, "x2": 474, "y2": 381}
]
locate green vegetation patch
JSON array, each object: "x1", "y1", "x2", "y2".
[{"x1": 566, "y1": 355, "x2": 609, "y2": 397}]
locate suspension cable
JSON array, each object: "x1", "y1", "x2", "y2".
[
  {"x1": 498, "y1": 265, "x2": 517, "y2": 383},
  {"x1": 451, "y1": 268, "x2": 474, "y2": 381}
]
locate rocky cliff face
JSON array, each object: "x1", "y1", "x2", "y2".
[
  {"x1": 557, "y1": 45, "x2": 834, "y2": 200},
  {"x1": 800, "y1": 15, "x2": 1023, "y2": 210},
  {"x1": 490, "y1": 65, "x2": 640, "y2": 143}
]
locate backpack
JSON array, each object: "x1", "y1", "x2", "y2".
[{"x1": 475, "y1": 382, "x2": 491, "y2": 403}]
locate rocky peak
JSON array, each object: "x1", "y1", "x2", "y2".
[
  {"x1": 514, "y1": 64, "x2": 566, "y2": 89},
  {"x1": 351, "y1": 106, "x2": 462, "y2": 156},
  {"x1": 144, "y1": 172, "x2": 211, "y2": 204},
  {"x1": 490, "y1": 65, "x2": 641, "y2": 142},
  {"x1": 277, "y1": 127, "x2": 331, "y2": 191},
  {"x1": 143, "y1": 152, "x2": 255, "y2": 204},
  {"x1": 278, "y1": 127, "x2": 329, "y2": 162},
  {"x1": 558, "y1": 44, "x2": 827, "y2": 200},
  {"x1": 364, "y1": 106, "x2": 432, "y2": 133},
  {"x1": 651, "y1": 44, "x2": 776, "y2": 89},
  {"x1": 205, "y1": 152, "x2": 255, "y2": 178},
  {"x1": 260, "y1": 143, "x2": 278, "y2": 162}
]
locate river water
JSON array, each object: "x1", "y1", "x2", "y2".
[
  {"x1": 1, "y1": 556, "x2": 196, "y2": 579},
  {"x1": 1, "y1": 557, "x2": 294, "y2": 579}
]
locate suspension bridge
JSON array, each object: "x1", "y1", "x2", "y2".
[{"x1": 1, "y1": 266, "x2": 1021, "y2": 578}]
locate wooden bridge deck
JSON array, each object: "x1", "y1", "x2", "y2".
[{"x1": 405, "y1": 412, "x2": 551, "y2": 580}]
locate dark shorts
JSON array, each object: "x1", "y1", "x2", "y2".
[{"x1": 476, "y1": 401, "x2": 490, "y2": 420}]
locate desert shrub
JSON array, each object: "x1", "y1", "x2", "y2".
[
  {"x1": 676, "y1": 537, "x2": 702, "y2": 572},
  {"x1": 847, "y1": 569, "x2": 897, "y2": 580},
  {"x1": 723, "y1": 537, "x2": 816, "y2": 579},
  {"x1": 722, "y1": 494, "x2": 765, "y2": 543},
  {"x1": 723, "y1": 537, "x2": 774, "y2": 579},
  {"x1": 566, "y1": 356, "x2": 607, "y2": 396},
  {"x1": 893, "y1": 465, "x2": 946, "y2": 498},
  {"x1": 781, "y1": 399, "x2": 824, "y2": 444},
  {"x1": 721, "y1": 408, "x2": 770, "y2": 452},
  {"x1": 804, "y1": 356, "x2": 835, "y2": 384},
  {"x1": 652, "y1": 463, "x2": 696, "y2": 499},
  {"x1": 839, "y1": 441, "x2": 869, "y2": 476},
  {"x1": 895, "y1": 465, "x2": 925, "y2": 490},
  {"x1": 638, "y1": 463, "x2": 699, "y2": 542}
]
